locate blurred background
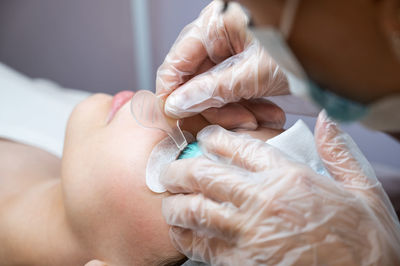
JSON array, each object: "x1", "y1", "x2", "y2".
[
  {"x1": 0, "y1": 0, "x2": 209, "y2": 93},
  {"x1": 0, "y1": 0, "x2": 399, "y2": 172}
]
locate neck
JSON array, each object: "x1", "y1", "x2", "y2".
[
  {"x1": 0, "y1": 179, "x2": 87, "y2": 265},
  {"x1": 0, "y1": 140, "x2": 88, "y2": 265}
]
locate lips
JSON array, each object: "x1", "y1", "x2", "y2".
[{"x1": 107, "y1": 91, "x2": 135, "y2": 123}]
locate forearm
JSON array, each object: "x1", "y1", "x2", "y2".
[{"x1": 0, "y1": 180, "x2": 86, "y2": 265}]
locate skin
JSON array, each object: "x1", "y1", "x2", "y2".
[
  {"x1": 235, "y1": 0, "x2": 400, "y2": 103},
  {"x1": 0, "y1": 92, "x2": 282, "y2": 265},
  {"x1": 234, "y1": 0, "x2": 400, "y2": 138}
]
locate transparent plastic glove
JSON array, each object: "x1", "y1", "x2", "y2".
[
  {"x1": 199, "y1": 98, "x2": 286, "y2": 130},
  {"x1": 156, "y1": 0, "x2": 289, "y2": 121},
  {"x1": 160, "y1": 112, "x2": 400, "y2": 266}
]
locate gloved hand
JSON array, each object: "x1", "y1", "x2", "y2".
[
  {"x1": 156, "y1": 0, "x2": 289, "y2": 124},
  {"x1": 160, "y1": 111, "x2": 400, "y2": 265},
  {"x1": 191, "y1": 98, "x2": 286, "y2": 131}
]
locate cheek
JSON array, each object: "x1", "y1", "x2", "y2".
[
  {"x1": 104, "y1": 173, "x2": 169, "y2": 237},
  {"x1": 63, "y1": 102, "x2": 178, "y2": 259},
  {"x1": 95, "y1": 126, "x2": 162, "y2": 212},
  {"x1": 96, "y1": 152, "x2": 175, "y2": 260},
  {"x1": 92, "y1": 129, "x2": 175, "y2": 254}
]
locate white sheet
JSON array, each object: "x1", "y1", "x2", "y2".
[{"x1": 0, "y1": 63, "x2": 90, "y2": 157}]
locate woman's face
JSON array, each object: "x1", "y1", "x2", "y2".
[
  {"x1": 61, "y1": 91, "x2": 281, "y2": 265},
  {"x1": 236, "y1": 0, "x2": 400, "y2": 104}
]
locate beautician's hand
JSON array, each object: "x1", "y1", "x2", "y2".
[
  {"x1": 160, "y1": 111, "x2": 400, "y2": 265},
  {"x1": 156, "y1": 0, "x2": 289, "y2": 124},
  {"x1": 191, "y1": 98, "x2": 286, "y2": 131}
]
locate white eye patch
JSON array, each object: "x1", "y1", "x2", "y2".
[{"x1": 145, "y1": 131, "x2": 195, "y2": 193}]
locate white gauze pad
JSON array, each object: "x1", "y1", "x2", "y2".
[
  {"x1": 267, "y1": 119, "x2": 330, "y2": 177},
  {"x1": 146, "y1": 131, "x2": 195, "y2": 193}
]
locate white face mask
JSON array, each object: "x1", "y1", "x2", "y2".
[{"x1": 250, "y1": 0, "x2": 400, "y2": 132}]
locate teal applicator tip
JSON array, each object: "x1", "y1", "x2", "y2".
[{"x1": 178, "y1": 141, "x2": 203, "y2": 159}]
